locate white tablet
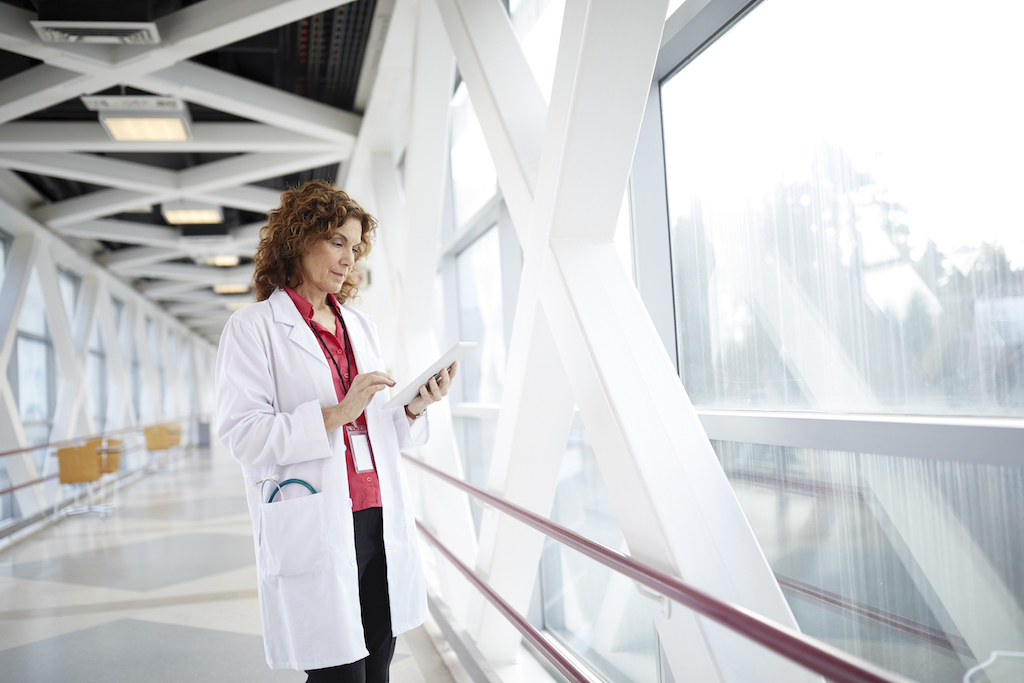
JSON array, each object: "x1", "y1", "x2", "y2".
[{"x1": 383, "y1": 342, "x2": 478, "y2": 411}]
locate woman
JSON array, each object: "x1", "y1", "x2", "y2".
[{"x1": 216, "y1": 180, "x2": 455, "y2": 682}]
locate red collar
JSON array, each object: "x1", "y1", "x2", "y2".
[{"x1": 283, "y1": 286, "x2": 341, "y2": 322}]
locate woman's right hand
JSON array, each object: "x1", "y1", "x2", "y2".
[{"x1": 322, "y1": 371, "x2": 395, "y2": 433}]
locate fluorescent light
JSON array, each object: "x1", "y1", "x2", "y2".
[
  {"x1": 214, "y1": 284, "x2": 250, "y2": 294},
  {"x1": 225, "y1": 301, "x2": 251, "y2": 311},
  {"x1": 206, "y1": 255, "x2": 240, "y2": 267},
  {"x1": 82, "y1": 96, "x2": 192, "y2": 142},
  {"x1": 162, "y1": 200, "x2": 223, "y2": 225},
  {"x1": 103, "y1": 117, "x2": 189, "y2": 141},
  {"x1": 164, "y1": 209, "x2": 222, "y2": 224}
]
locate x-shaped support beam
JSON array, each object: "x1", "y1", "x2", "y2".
[
  {"x1": 0, "y1": 0, "x2": 362, "y2": 143},
  {"x1": 425, "y1": 0, "x2": 820, "y2": 680}
]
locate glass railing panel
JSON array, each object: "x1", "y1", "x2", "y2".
[
  {"x1": 540, "y1": 415, "x2": 660, "y2": 683},
  {"x1": 713, "y1": 439, "x2": 1024, "y2": 682}
]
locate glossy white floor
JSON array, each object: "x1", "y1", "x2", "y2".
[{"x1": 0, "y1": 442, "x2": 467, "y2": 683}]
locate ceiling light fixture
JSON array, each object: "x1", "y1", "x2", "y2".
[
  {"x1": 214, "y1": 284, "x2": 250, "y2": 295},
  {"x1": 161, "y1": 200, "x2": 223, "y2": 225},
  {"x1": 206, "y1": 255, "x2": 240, "y2": 267},
  {"x1": 225, "y1": 301, "x2": 251, "y2": 311},
  {"x1": 81, "y1": 95, "x2": 192, "y2": 142}
]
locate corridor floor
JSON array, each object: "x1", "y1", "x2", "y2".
[{"x1": 0, "y1": 444, "x2": 462, "y2": 683}]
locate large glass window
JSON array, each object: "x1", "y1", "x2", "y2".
[
  {"x1": 86, "y1": 317, "x2": 106, "y2": 435},
  {"x1": 509, "y1": 0, "x2": 564, "y2": 101},
  {"x1": 661, "y1": 0, "x2": 1024, "y2": 417},
  {"x1": 57, "y1": 268, "x2": 80, "y2": 326},
  {"x1": 456, "y1": 226, "x2": 507, "y2": 404},
  {"x1": 449, "y1": 81, "x2": 499, "y2": 229},
  {"x1": 12, "y1": 270, "x2": 55, "y2": 451}
]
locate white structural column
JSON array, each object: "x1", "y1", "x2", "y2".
[
  {"x1": 0, "y1": 230, "x2": 45, "y2": 517},
  {"x1": 392, "y1": 0, "x2": 479, "y2": 624},
  {"x1": 433, "y1": 0, "x2": 546, "y2": 236}
]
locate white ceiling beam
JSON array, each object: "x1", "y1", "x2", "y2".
[
  {"x1": 120, "y1": 262, "x2": 254, "y2": 283},
  {"x1": 191, "y1": 186, "x2": 282, "y2": 214},
  {"x1": 0, "y1": 152, "x2": 177, "y2": 193},
  {"x1": 140, "y1": 280, "x2": 213, "y2": 299},
  {"x1": 59, "y1": 219, "x2": 179, "y2": 246},
  {"x1": 0, "y1": 122, "x2": 330, "y2": 153},
  {"x1": 0, "y1": 0, "x2": 361, "y2": 127},
  {"x1": 31, "y1": 152, "x2": 335, "y2": 227},
  {"x1": 97, "y1": 246, "x2": 187, "y2": 270},
  {"x1": 133, "y1": 62, "x2": 362, "y2": 145},
  {"x1": 35, "y1": 189, "x2": 157, "y2": 228},
  {"x1": 0, "y1": 65, "x2": 97, "y2": 127},
  {"x1": 176, "y1": 151, "x2": 346, "y2": 194}
]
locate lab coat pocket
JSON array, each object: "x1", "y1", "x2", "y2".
[{"x1": 259, "y1": 492, "x2": 332, "y2": 577}]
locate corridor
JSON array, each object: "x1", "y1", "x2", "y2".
[{"x1": 0, "y1": 445, "x2": 464, "y2": 683}]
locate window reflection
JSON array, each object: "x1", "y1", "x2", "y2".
[{"x1": 661, "y1": 0, "x2": 1024, "y2": 416}]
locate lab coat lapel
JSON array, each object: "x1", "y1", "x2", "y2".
[
  {"x1": 268, "y1": 289, "x2": 329, "y2": 368},
  {"x1": 338, "y1": 304, "x2": 371, "y2": 373}
]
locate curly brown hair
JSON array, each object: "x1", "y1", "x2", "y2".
[{"x1": 252, "y1": 180, "x2": 376, "y2": 303}]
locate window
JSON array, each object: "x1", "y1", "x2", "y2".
[
  {"x1": 655, "y1": 1, "x2": 1024, "y2": 680},
  {"x1": 661, "y1": 0, "x2": 1024, "y2": 418},
  {"x1": 86, "y1": 317, "x2": 106, "y2": 435},
  {"x1": 57, "y1": 268, "x2": 80, "y2": 326},
  {"x1": 11, "y1": 270, "x2": 55, "y2": 452},
  {"x1": 449, "y1": 81, "x2": 498, "y2": 229},
  {"x1": 456, "y1": 226, "x2": 507, "y2": 404},
  {"x1": 509, "y1": 0, "x2": 564, "y2": 102}
]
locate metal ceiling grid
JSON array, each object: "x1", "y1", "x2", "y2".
[{"x1": 0, "y1": 0, "x2": 381, "y2": 341}]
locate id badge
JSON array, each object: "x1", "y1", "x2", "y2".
[{"x1": 345, "y1": 424, "x2": 375, "y2": 473}]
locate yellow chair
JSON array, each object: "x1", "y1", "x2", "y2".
[
  {"x1": 101, "y1": 438, "x2": 122, "y2": 474},
  {"x1": 57, "y1": 444, "x2": 101, "y2": 484}
]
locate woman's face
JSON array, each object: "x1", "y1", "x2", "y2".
[{"x1": 296, "y1": 216, "x2": 363, "y2": 296}]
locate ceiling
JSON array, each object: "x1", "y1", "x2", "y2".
[{"x1": 0, "y1": 0, "x2": 388, "y2": 341}]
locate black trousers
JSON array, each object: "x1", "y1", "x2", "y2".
[{"x1": 305, "y1": 507, "x2": 396, "y2": 683}]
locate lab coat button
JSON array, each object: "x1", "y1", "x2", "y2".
[{"x1": 350, "y1": 559, "x2": 356, "y2": 567}]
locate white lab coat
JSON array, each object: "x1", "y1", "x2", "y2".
[{"x1": 215, "y1": 288, "x2": 429, "y2": 670}]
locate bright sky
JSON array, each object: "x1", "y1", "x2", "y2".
[{"x1": 662, "y1": 0, "x2": 1024, "y2": 267}]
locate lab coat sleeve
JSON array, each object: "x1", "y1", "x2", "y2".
[
  {"x1": 216, "y1": 315, "x2": 332, "y2": 468},
  {"x1": 392, "y1": 407, "x2": 430, "y2": 450}
]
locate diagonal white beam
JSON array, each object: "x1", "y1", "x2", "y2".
[
  {"x1": 97, "y1": 246, "x2": 187, "y2": 270},
  {"x1": 60, "y1": 219, "x2": 179, "y2": 246},
  {"x1": 434, "y1": 0, "x2": 546, "y2": 238},
  {"x1": 0, "y1": 152, "x2": 177, "y2": 193},
  {"x1": 31, "y1": 152, "x2": 337, "y2": 227},
  {"x1": 133, "y1": 62, "x2": 363, "y2": 145},
  {"x1": 0, "y1": 0, "x2": 361, "y2": 135},
  {"x1": 191, "y1": 185, "x2": 283, "y2": 214},
  {"x1": 117, "y1": 262, "x2": 254, "y2": 283},
  {"x1": 0, "y1": 122, "x2": 330, "y2": 153}
]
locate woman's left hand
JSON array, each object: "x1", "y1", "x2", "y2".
[{"x1": 406, "y1": 361, "x2": 457, "y2": 422}]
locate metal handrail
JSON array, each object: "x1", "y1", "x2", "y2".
[
  {"x1": 417, "y1": 521, "x2": 596, "y2": 683},
  {"x1": 404, "y1": 454, "x2": 917, "y2": 683},
  {"x1": 0, "y1": 416, "x2": 195, "y2": 459}
]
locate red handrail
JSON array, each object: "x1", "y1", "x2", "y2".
[
  {"x1": 404, "y1": 455, "x2": 917, "y2": 683},
  {"x1": 417, "y1": 522, "x2": 596, "y2": 683}
]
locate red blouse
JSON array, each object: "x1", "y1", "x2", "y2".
[{"x1": 284, "y1": 286, "x2": 381, "y2": 511}]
